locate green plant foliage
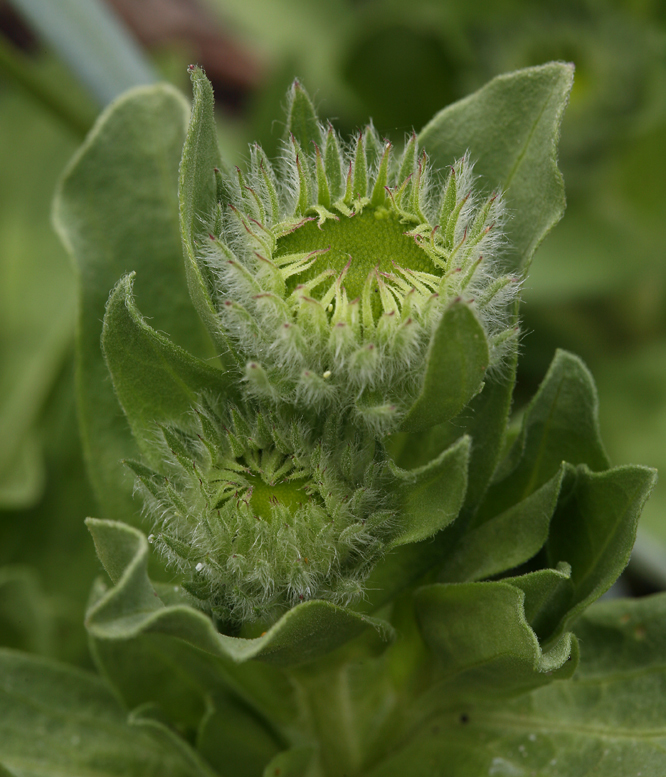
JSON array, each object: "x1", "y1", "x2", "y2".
[
  {"x1": 365, "y1": 593, "x2": 666, "y2": 776},
  {"x1": 53, "y1": 82, "x2": 216, "y2": 523},
  {"x1": 0, "y1": 81, "x2": 78, "y2": 508},
  {"x1": 0, "y1": 648, "x2": 217, "y2": 776},
  {"x1": 419, "y1": 62, "x2": 574, "y2": 274},
  {"x1": 1, "y1": 56, "x2": 660, "y2": 777}
]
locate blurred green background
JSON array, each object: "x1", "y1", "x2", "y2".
[{"x1": 1, "y1": 0, "x2": 666, "y2": 668}]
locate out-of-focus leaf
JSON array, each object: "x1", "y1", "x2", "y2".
[
  {"x1": 0, "y1": 82, "x2": 78, "y2": 509},
  {"x1": 0, "y1": 358, "x2": 100, "y2": 666},
  {"x1": 419, "y1": 63, "x2": 574, "y2": 273},
  {"x1": 0, "y1": 433, "x2": 45, "y2": 509},
  {"x1": 54, "y1": 83, "x2": 215, "y2": 522},
  {"x1": 0, "y1": 648, "x2": 215, "y2": 776},
  {"x1": 0, "y1": 566, "x2": 54, "y2": 655},
  {"x1": 366, "y1": 593, "x2": 666, "y2": 776},
  {"x1": 197, "y1": 694, "x2": 284, "y2": 777},
  {"x1": 591, "y1": 342, "x2": 666, "y2": 582},
  {"x1": 9, "y1": 0, "x2": 157, "y2": 106},
  {"x1": 263, "y1": 748, "x2": 313, "y2": 777},
  {"x1": 85, "y1": 518, "x2": 393, "y2": 668}
]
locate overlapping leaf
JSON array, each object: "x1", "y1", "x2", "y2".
[
  {"x1": 400, "y1": 303, "x2": 489, "y2": 434},
  {"x1": 0, "y1": 648, "x2": 214, "y2": 776},
  {"x1": 419, "y1": 62, "x2": 574, "y2": 273},
  {"x1": 53, "y1": 83, "x2": 214, "y2": 521},
  {"x1": 415, "y1": 578, "x2": 578, "y2": 700},
  {"x1": 368, "y1": 593, "x2": 666, "y2": 776},
  {"x1": 178, "y1": 67, "x2": 233, "y2": 359},
  {"x1": 102, "y1": 274, "x2": 237, "y2": 463},
  {"x1": 357, "y1": 436, "x2": 470, "y2": 613}
]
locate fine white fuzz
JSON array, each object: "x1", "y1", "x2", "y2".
[
  {"x1": 127, "y1": 399, "x2": 395, "y2": 625},
  {"x1": 198, "y1": 94, "x2": 519, "y2": 433}
]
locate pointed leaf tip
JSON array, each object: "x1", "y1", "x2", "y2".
[{"x1": 286, "y1": 78, "x2": 322, "y2": 150}]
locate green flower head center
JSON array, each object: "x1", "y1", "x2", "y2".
[
  {"x1": 278, "y1": 206, "x2": 432, "y2": 304},
  {"x1": 244, "y1": 474, "x2": 314, "y2": 521}
]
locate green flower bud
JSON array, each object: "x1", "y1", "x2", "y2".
[
  {"x1": 202, "y1": 76, "x2": 519, "y2": 432},
  {"x1": 126, "y1": 398, "x2": 394, "y2": 625}
]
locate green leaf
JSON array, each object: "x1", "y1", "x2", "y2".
[
  {"x1": 439, "y1": 466, "x2": 565, "y2": 583},
  {"x1": 543, "y1": 463, "x2": 657, "y2": 638},
  {"x1": 386, "y1": 346, "x2": 517, "y2": 518},
  {"x1": 480, "y1": 349, "x2": 610, "y2": 521},
  {"x1": 0, "y1": 81, "x2": 78, "y2": 509},
  {"x1": 419, "y1": 62, "x2": 574, "y2": 273},
  {"x1": 263, "y1": 748, "x2": 314, "y2": 777},
  {"x1": 197, "y1": 695, "x2": 283, "y2": 777},
  {"x1": 102, "y1": 274, "x2": 237, "y2": 463},
  {"x1": 90, "y1": 622, "x2": 297, "y2": 742},
  {"x1": 179, "y1": 66, "x2": 233, "y2": 360},
  {"x1": 458, "y1": 349, "x2": 518, "y2": 514},
  {"x1": 285, "y1": 79, "x2": 322, "y2": 149},
  {"x1": 415, "y1": 580, "x2": 577, "y2": 700},
  {"x1": 0, "y1": 647, "x2": 213, "y2": 776},
  {"x1": 368, "y1": 594, "x2": 666, "y2": 776},
  {"x1": 400, "y1": 302, "x2": 489, "y2": 434},
  {"x1": 0, "y1": 566, "x2": 54, "y2": 655},
  {"x1": 53, "y1": 83, "x2": 215, "y2": 521},
  {"x1": 505, "y1": 564, "x2": 574, "y2": 643},
  {"x1": 356, "y1": 436, "x2": 470, "y2": 613},
  {"x1": 85, "y1": 518, "x2": 393, "y2": 668},
  {"x1": 0, "y1": 433, "x2": 45, "y2": 510},
  {"x1": 388, "y1": 435, "x2": 470, "y2": 548}
]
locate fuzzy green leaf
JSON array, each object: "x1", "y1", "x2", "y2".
[
  {"x1": 102, "y1": 274, "x2": 236, "y2": 463},
  {"x1": 419, "y1": 62, "x2": 574, "y2": 273},
  {"x1": 357, "y1": 436, "x2": 470, "y2": 613},
  {"x1": 285, "y1": 79, "x2": 322, "y2": 150},
  {"x1": 368, "y1": 594, "x2": 666, "y2": 777},
  {"x1": 178, "y1": 67, "x2": 233, "y2": 359},
  {"x1": 54, "y1": 83, "x2": 215, "y2": 521},
  {"x1": 542, "y1": 464, "x2": 657, "y2": 638},
  {"x1": 439, "y1": 465, "x2": 565, "y2": 583},
  {"x1": 90, "y1": 610, "x2": 297, "y2": 746},
  {"x1": 0, "y1": 648, "x2": 212, "y2": 776},
  {"x1": 385, "y1": 348, "x2": 516, "y2": 518},
  {"x1": 85, "y1": 518, "x2": 393, "y2": 668},
  {"x1": 480, "y1": 349, "x2": 610, "y2": 521},
  {"x1": 458, "y1": 351, "x2": 518, "y2": 514},
  {"x1": 388, "y1": 435, "x2": 470, "y2": 548},
  {"x1": 401, "y1": 302, "x2": 489, "y2": 434},
  {"x1": 415, "y1": 580, "x2": 578, "y2": 699}
]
